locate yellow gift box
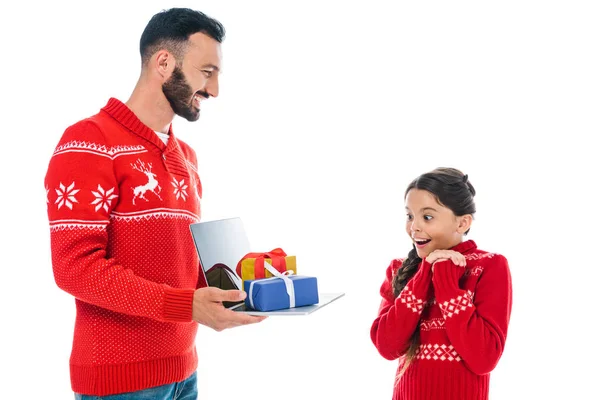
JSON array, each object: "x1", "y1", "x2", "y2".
[{"x1": 239, "y1": 255, "x2": 297, "y2": 281}]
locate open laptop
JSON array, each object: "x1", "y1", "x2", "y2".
[
  {"x1": 189, "y1": 217, "x2": 248, "y2": 310},
  {"x1": 189, "y1": 217, "x2": 344, "y2": 316}
]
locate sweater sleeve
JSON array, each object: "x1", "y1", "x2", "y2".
[
  {"x1": 432, "y1": 255, "x2": 513, "y2": 375},
  {"x1": 45, "y1": 121, "x2": 194, "y2": 323},
  {"x1": 371, "y1": 258, "x2": 433, "y2": 360}
]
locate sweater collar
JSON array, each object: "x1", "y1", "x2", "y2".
[
  {"x1": 449, "y1": 239, "x2": 477, "y2": 254},
  {"x1": 101, "y1": 98, "x2": 189, "y2": 177},
  {"x1": 101, "y1": 97, "x2": 179, "y2": 152}
]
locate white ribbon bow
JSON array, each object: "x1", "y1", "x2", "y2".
[{"x1": 248, "y1": 261, "x2": 296, "y2": 309}]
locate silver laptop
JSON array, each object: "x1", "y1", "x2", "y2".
[
  {"x1": 189, "y1": 217, "x2": 248, "y2": 309},
  {"x1": 189, "y1": 217, "x2": 344, "y2": 315}
]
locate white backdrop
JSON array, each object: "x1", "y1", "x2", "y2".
[{"x1": 1, "y1": 1, "x2": 598, "y2": 399}]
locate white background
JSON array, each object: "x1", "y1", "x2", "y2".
[{"x1": 1, "y1": 0, "x2": 598, "y2": 399}]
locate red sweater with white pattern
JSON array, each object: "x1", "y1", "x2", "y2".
[
  {"x1": 371, "y1": 240, "x2": 512, "y2": 400},
  {"x1": 44, "y1": 98, "x2": 207, "y2": 396}
]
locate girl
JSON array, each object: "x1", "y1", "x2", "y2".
[{"x1": 371, "y1": 167, "x2": 512, "y2": 400}]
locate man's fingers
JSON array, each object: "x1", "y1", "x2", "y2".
[
  {"x1": 207, "y1": 288, "x2": 247, "y2": 302},
  {"x1": 222, "y1": 308, "x2": 264, "y2": 322},
  {"x1": 193, "y1": 288, "x2": 268, "y2": 331},
  {"x1": 235, "y1": 314, "x2": 268, "y2": 325},
  {"x1": 217, "y1": 310, "x2": 267, "y2": 329},
  {"x1": 226, "y1": 290, "x2": 247, "y2": 302}
]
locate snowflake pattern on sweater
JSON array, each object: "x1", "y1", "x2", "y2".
[{"x1": 44, "y1": 98, "x2": 205, "y2": 396}]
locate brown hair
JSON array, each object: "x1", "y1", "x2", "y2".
[
  {"x1": 392, "y1": 248, "x2": 422, "y2": 376},
  {"x1": 393, "y1": 167, "x2": 476, "y2": 377}
]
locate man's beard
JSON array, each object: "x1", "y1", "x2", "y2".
[{"x1": 162, "y1": 66, "x2": 203, "y2": 122}]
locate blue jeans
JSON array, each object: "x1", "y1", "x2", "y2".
[{"x1": 74, "y1": 372, "x2": 197, "y2": 400}]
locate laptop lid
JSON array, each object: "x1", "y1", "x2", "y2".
[{"x1": 189, "y1": 217, "x2": 250, "y2": 292}]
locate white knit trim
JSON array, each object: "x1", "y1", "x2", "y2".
[
  {"x1": 398, "y1": 286, "x2": 425, "y2": 313},
  {"x1": 439, "y1": 290, "x2": 474, "y2": 319},
  {"x1": 416, "y1": 344, "x2": 462, "y2": 362},
  {"x1": 420, "y1": 318, "x2": 445, "y2": 331},
  {"x1": 53, "y1": 141, "x2": 147, "y2": 160},
  {"x1": 49, "y1": 219, "x2": 108, "y2": 232},
  {"x1": 110, "y1": 208, "x2": 199, "y2": 222},
  {"x1": 464, "y1": 252, "x2": 497, "y2": 261},
  {"x1": 465, "y1": 265, "x2": 484, "y2": 277}
]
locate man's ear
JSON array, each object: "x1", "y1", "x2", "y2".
[
  {"x1": 457, "y1": 214, "x2": 473, "y2": 235},
  {"x1": 151, "y1": 50, "x2": 175, "y2": 80}
]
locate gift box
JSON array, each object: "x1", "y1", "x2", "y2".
[
  {"x1": 236, "y1": 248, "x2": 297, "y2": 281},
  {"x1": 244, "y1": 275, "x2": 319, "y2": 312}
]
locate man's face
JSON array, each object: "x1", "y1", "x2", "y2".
[{"x1": 162, "y1": 32, "x2": 222, "y2": 121}]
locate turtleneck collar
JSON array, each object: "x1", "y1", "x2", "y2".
[{"x1": 449, "y1": 239, "x2": 477, "y2": 254}]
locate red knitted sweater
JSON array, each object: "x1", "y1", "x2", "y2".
[
  {"x1": 371, "y1": 240, "x2": 512, "y2": 400},
  {"x1": 44, "y1": 98, "x2": 207, "y2": 396}
]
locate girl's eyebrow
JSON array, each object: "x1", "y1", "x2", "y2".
[{"x1": 404, "y1": 206, "x2": 438, "y2": 212}]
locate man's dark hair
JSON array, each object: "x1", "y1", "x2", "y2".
[{"x1": 140, "y1": 8, "x2": 225, "y2": 65}]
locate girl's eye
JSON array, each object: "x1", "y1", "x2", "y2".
[
  {"x1": 424, "y1": 215, "x2": 433, "y2": 221},
  {"x1": 406, "y1": 214, "x2": 413, "y2": 221}
]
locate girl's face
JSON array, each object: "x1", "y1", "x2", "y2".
[{"x1": 404, "y1": 189, "x2": 471, "y2": 259}]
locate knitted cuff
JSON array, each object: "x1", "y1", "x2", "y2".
[
  {"x1": 163, "y1": 287, "x2": 195, "y2": 322},
  {"x1": 433, "y1": 260, "x2": 474, "y2": 320},
  {"x1": 410, "y1": 259, "x2": 433, "y2": 296},
  {"x1": 396, "y1": 259, "x2": 433, "y2": 313}
]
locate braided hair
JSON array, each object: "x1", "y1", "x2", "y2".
[{"x1": 393, "y1": 167, "x2": 476, "y2": 376}]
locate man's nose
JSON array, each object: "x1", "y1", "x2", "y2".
[{"x1": 205, "y1": 77, "x2": 219, "y2": 98}]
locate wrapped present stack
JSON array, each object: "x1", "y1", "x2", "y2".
[{"x1": 236, "y1": 248, "x2": 319, "y2": 312}]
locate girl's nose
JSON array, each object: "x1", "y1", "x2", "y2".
[{"x1": 410, "y1": 220, "x2": 422, "y2": 232}]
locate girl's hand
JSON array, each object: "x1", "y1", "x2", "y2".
[{"x1": 426, "y1": 250, "x2": 466, "y2": 272}]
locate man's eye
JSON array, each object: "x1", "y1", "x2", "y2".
[{"x1": 203, "y1": 70, "x2": 213, "y2": 78}]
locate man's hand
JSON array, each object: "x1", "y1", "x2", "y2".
[{"x1": 192, "y1": 287, "x2": 267, "y2": 331}]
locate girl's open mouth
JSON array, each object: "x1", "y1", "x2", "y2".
[{"x1": 414, "y1": 239, "x2": 431, "y2": 248}]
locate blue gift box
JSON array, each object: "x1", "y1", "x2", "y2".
[{"x1": 243, "y1": 275, "x2": 319, "y2": 312}]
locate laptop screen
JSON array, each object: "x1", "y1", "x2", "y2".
[{"x1": 189, "y1": 217, "x2": 251, "y2": 291}]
